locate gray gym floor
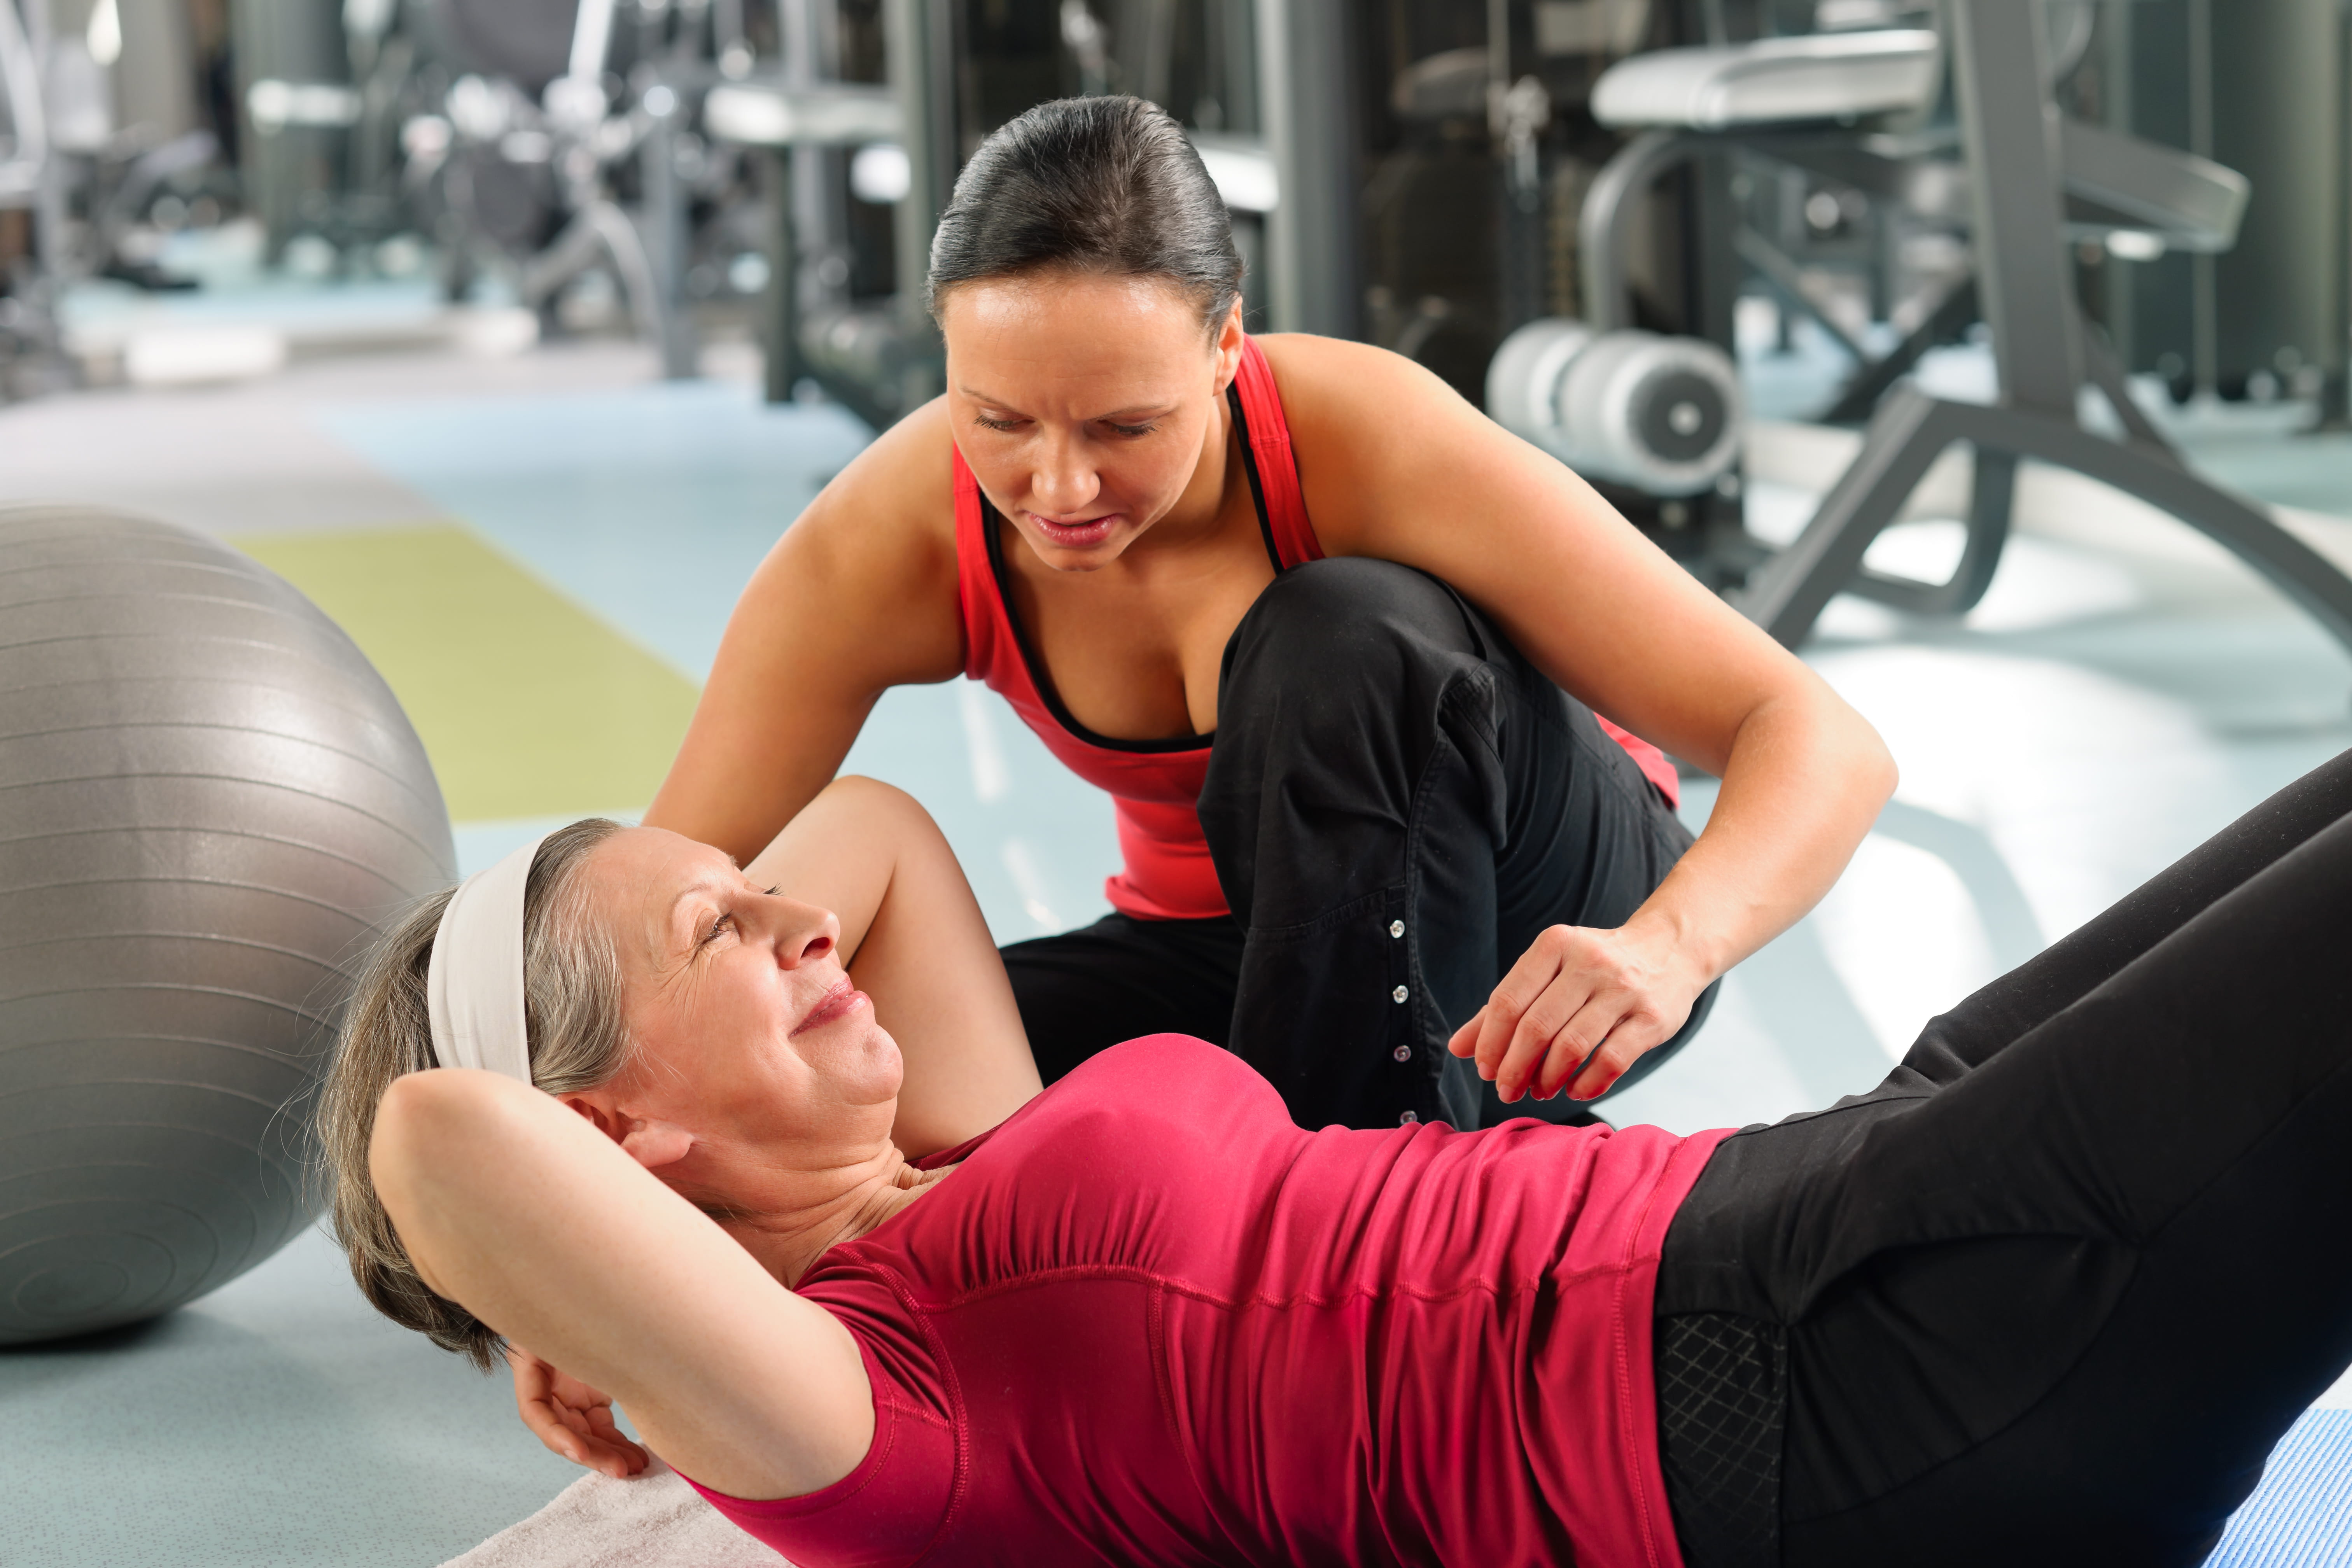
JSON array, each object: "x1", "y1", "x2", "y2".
[{"x1": 5, "y1": 328, "x2": 2352, "y2": 1563}]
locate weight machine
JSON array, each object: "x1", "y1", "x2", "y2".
[{"x1": 1563, "y1": 0, "x2": 2352, "y2": 656}]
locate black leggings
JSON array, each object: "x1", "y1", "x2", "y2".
[
  {"x1": 1654, "y1": 749, "x2": 2352, "y2": 1567},
  {"x1": 1000, "y1": 557, "x2": 1713, "y2": 1132}
]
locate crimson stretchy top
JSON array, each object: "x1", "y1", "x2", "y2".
[
  {"x1": 684, "y1": 1035, "x2": 1732, "y2": 1567},
  {"x1": 954, "y1": 337, "x2": 1682, "y2": 922}
]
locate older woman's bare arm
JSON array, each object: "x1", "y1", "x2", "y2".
[{"x1": 372, "y1": 1068, "x2": 874, "y2": 1502}]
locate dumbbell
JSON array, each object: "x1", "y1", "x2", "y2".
[{"x1": 1486, "y1": 318, "x2": 1743, "y2": 497}]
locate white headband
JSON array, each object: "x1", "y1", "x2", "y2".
[{"x1": 425, "y1": 834, "x2": 550, "y2": 1083}]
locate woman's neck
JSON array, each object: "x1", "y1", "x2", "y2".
[{"x1": 715, "y1": 1147, "x2": 954, "y2": 1288}]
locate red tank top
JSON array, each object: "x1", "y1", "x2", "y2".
[
  {"x1": 955, "y1": 337, "x2": 1680, "y2": 921},
  {"x1": 686, "y1": 1034, "x2": 1732, "y2": 1568}
]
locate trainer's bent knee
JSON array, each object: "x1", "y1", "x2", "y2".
[
  {"x1": 1231, "y1": 558, "x2": 1469, "y2": 681},
  {"x1": 1251, "y1": 556, "x2": 1452, "y2": 626}
]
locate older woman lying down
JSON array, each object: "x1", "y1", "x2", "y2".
[{"x1": 322, "y1": 763, "x2": 2352, "y2": 1568}]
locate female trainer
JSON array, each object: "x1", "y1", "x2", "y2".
[{"x1": 645, "y1": 93, "x2": 1895, "y2": 1131}]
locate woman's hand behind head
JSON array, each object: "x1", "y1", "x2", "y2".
[{"x1": 507, "y1": 1342, "x2": 651, "y2": 1479}]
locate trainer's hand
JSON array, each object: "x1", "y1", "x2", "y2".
[
  {"x1": 1446, "y1": 922, "x2": 1704, "y2": 1103},
  {"x1": 508, "y1": 1343, "x2": 651, "y2": 1478}
]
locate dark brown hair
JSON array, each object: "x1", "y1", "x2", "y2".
[{"x1": 927, "y1": 95, "x2": 1243, "y2": 330}]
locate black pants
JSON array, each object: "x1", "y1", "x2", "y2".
[
  {"x1": 1654, "y1": 749, "x2": 2352, "y2": 1568},
  {"x1": 1002, "y1": 557, "x2": 1713, "y2": 1131}
]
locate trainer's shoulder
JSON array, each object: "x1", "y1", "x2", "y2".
[
  {"x1": 793, "y1": 395, "x2": 962, "y2": 561},
  {"x1": 1248, "y1": 336, "x2": 1474, "y2": 545},
  {"x1": 762, "y1": 397, "x2": 968, "y2": 665},
  {"x1": 1251, "y1": 332, "x2": 1462, "y2": 423}
]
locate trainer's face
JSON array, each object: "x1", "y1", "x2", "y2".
[{"x1": 940, "y1": 271, "x2": 1246, "y2": 571}]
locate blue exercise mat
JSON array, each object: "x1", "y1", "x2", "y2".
[{"x1": 2208, "y1": 1410, "x2": 2352, "y2": 1565}]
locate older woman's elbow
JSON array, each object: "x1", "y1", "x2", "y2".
[{"x1": 371, "y1": 1072, "x2": 534, "y2": 1223}]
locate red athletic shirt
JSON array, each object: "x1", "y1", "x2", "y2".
[
  {"x1": 685, "y1": 1034, "x2": 1732, "y2": 1567},
  {"x1": 954, "y1": 337, "x2": 1682, "y2": 922}
]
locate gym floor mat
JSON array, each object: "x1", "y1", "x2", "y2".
[
  {"x1": 310, "y1": 380, "x2": 870, "y2": 679},
  {"x1": 2207, "y1": 1410, "x2": 2352, "y2": 1565},
  {"x1": 0, "y1": 1227, "x2": 579, "y2": 1567},
  {"x1": 233, "y1": 524, "x2": 699, "y2": 822}
]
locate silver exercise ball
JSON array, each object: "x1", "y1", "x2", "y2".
[
  {"x1": 0, "y1": 506, "x2": 455, "y2": 1344},
  {"x1": 1486, "y1": 318, "x2": 1744, "y2": 497}
]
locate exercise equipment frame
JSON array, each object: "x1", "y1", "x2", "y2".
[{"x1": 1735, "y1": 0, "x2": 2352, "y2": 654}]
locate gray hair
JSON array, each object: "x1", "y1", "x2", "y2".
[{"x1": 316, "y1": 817, "x2": 630, "y2": 1369}]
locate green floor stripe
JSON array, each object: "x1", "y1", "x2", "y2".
[{"x1": 232, "y1": 524, "x2": 699, "y2": 822}]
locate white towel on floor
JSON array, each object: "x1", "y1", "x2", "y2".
[{"x1": 441, "y1": 1459, "x2": 791, "y2": 1568}]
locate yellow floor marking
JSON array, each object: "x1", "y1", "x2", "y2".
[{"x1": 232, "y1": 524, "x2": 699, "y2": 822}]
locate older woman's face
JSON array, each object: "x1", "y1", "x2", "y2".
[
  {"x1": 579, "y1": 827, "x2": 901, "y2": 1198},
  {"x1": 940, "y1": 271, "x2": 1241, "y2": 572}
]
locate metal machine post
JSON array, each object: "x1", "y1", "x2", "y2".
[
  {"x1": 1950, "y1": 0, "x2": 2078, "y2": 416},
  {"x1": 640, "y1": 91, "x2": 698, "y2": 379},
  {"x1": 883, "y1": 0, "x2": 951, "y2": 404},
  {"x1": 1255, "y1": 0, "x2": 1356, "y2": 337}
]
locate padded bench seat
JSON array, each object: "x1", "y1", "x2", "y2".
[{"x1": 1592, "y1": 29, "x2": 1942, "y2": 130}]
